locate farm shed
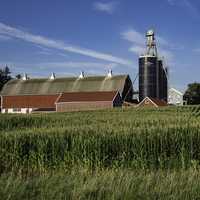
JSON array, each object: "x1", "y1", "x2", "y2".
[
  {"x1": 0, "y1": 74, "x2": 132, "y2": 113},
  {"x1": 56, "y1": 91, "x2": 122, "y2": 112},
  {"x1": 168, "y1": 88, "x2": 184, "y2": 106},
  {"x1": 137, "y1": 97, "x2": 167, "y2": 108}
]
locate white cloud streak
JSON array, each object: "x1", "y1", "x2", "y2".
[
  {"x1": 0, "y1": 61, "x2": 123, "y2": 71},
  {"x1": 121, "y1": 29, "x2": 171, "y2": 47},
  {"x1": 121, "y1": 29, "x2": 144, "y2": 46},
  {"x1": 93, "y1": 1, "x2": 118, "y2": 14},
  {"x1": 0, "y1": 22, "x2": 132, "y2": 66},
  {"x1": 129, "y1": 45, "x2": 145, "y2": 55},
  {"x1": 33, "y1": 62, "x2": 120, "y2": 70}
]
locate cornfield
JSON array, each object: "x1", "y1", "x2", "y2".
[{"x1": 0, "y1": 106, "x2": 200, "y2": 199}]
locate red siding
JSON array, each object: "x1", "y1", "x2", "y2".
[
  {"x1": 2, "y1": 95, "x2": 59, "y2": 109},
  {"x1": 56, "y1": 91, "x2": 122, "y2": 112}
]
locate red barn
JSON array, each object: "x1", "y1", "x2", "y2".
[{"x1": 0, "y1": 74, "x2": 133, "y2": 113}]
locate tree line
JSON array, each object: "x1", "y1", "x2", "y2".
[
  {"x1": 184, "y1": 83, "x2": 200, "y2": 105},
  {"x1": 0, "y1": 66, "x2": 12, "y2": 91},
  {"x1": 0, "y1": 66, "x2": 22, "y2": 91}
]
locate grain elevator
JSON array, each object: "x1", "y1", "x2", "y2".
[{"x1": 139, "y1": 30, "x2": 168, "y2": 102}]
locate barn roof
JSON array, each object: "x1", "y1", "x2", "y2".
[
  {"x1": 2, "y1": 95, "x2": 59, "y2": 109},
  {"x1": 0, "y1": 75, "x2": 130, "y2": 96},
  {"x1": 149, "y1": 97, "x2": 168, "y2": 106},
  {"x1": 137, "y1": 97, "x2": 168, "y2": 107},
  {"x1": 56, "y1": 91, "x2": 119, "y2": 103}
]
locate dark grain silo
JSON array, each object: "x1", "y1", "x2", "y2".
[
  {"x1": 138, "y1": 30, "x2": 168, "y2": 103},
  {"x1": 158, "y1": 60, "x2": 168, "y2": 102},
  {"x1": 139, "y1": 56, "x2": 158, "y2": 102}
]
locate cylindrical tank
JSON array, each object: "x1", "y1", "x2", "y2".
[
  {"x1": 139, "y1": 56, "x2": 159, "y2": 102},
  {"x1": 138, "y1": 30, "x2": 169, "y2": 103}
]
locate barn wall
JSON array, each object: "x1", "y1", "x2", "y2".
[{"x1": 56, "y1": 101, "x2": 113, "y2": 112}]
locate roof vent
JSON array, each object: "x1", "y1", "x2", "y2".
[
  {"x1": 107, "y1": 69, "x2": 113, "y2": 78},
  {"x1": 79, "y1": 71, "x2": 84, "y2": 79},
  {"x1": 22, "y1": 73, "x2": 28, "y2": 81},
  {"x1": 50, "y1": 72, "x2": 55, "y2": 80}
]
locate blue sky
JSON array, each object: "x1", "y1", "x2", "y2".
[{"x1": 0, "y1": 0, "x2": 200, "y2": 92}]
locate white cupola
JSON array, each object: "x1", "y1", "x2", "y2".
[
  {"x1": 50, "y1": 72, "x2": 55, "y2": 80},
  {"x1": 79, "y1": 71, "x2": 84, "y2": 79},
  {"x1": 22, "y1": 73, "x2": 28, "y2": 81},
  {"x1": 107, "y1": 69, "x2": 113, "y2": 78}
]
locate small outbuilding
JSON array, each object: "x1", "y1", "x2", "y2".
[
  {"x1": 137, "y1": 97, "x2": 168, "y2": 108},
  {"x1": 168, "y1": 88, "x2": 184, "y2": 106},
  {"x1": 55, "y1": 91, "x2": 122, "y2": 112}
]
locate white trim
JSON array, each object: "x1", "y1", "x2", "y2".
[
  {"x1": 55, "y1": 93, "x2": 63, "y2": 104},
  {"x1": 55, "y1": 93, "x2": 62, "y2": 112},
  {"x1": 136, "y1": 97, "x2": 158, "y2": 108},
  {"x1": 112, "y1": 91, "x2": 121, "y2": 107},
  {"x1": 55, "y1": 101, "x2": 113, "y2": 105},
  {"x1": 112, "y1": 91, "x2": 120, "y2": 102}
]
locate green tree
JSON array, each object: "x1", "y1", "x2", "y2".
[
  {"x1": 184, "y1": 83, "x2": 200, "y2": 105},
  {"x1": 15, "y1": 74, "x2": 22, "y2": 79},
  {"x1": 0, "y1": 66, "x2": 12, "y2": 91}
]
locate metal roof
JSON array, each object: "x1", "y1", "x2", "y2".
[
  {"x1": 56, "y1": 91, "x2": 119, "y2": 103},
  {"x1": 1, "y1": 75, "x2": 129, "y2": 96},
  {"x1": 137, "y1": 97, "x2": 168, "y2": 107},
  {"x1": 169, "y1": 88, "x2": 183, "y2": 96},
  {"x1": 2, "y1": 95, "x2": 59, "y2": 109}
]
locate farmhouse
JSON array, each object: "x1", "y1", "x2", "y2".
[
  {"x1": 168, "y1": 88, "x2": 184, "y2": 106},
  {"x1": 0, "y1": 73, "x2": 133, "y2": 113}
]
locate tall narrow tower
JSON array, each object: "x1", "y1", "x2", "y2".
[
  {"x1": 146, "y1": 30, "x2": 157, "y2": 56},
  {"x1": 139, "y1": 30, "x2": 168, "y2": 102}
]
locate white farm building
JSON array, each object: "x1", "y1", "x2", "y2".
[{"x1": 168, "y1": 88, "x2": 183, "y2": 106}]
